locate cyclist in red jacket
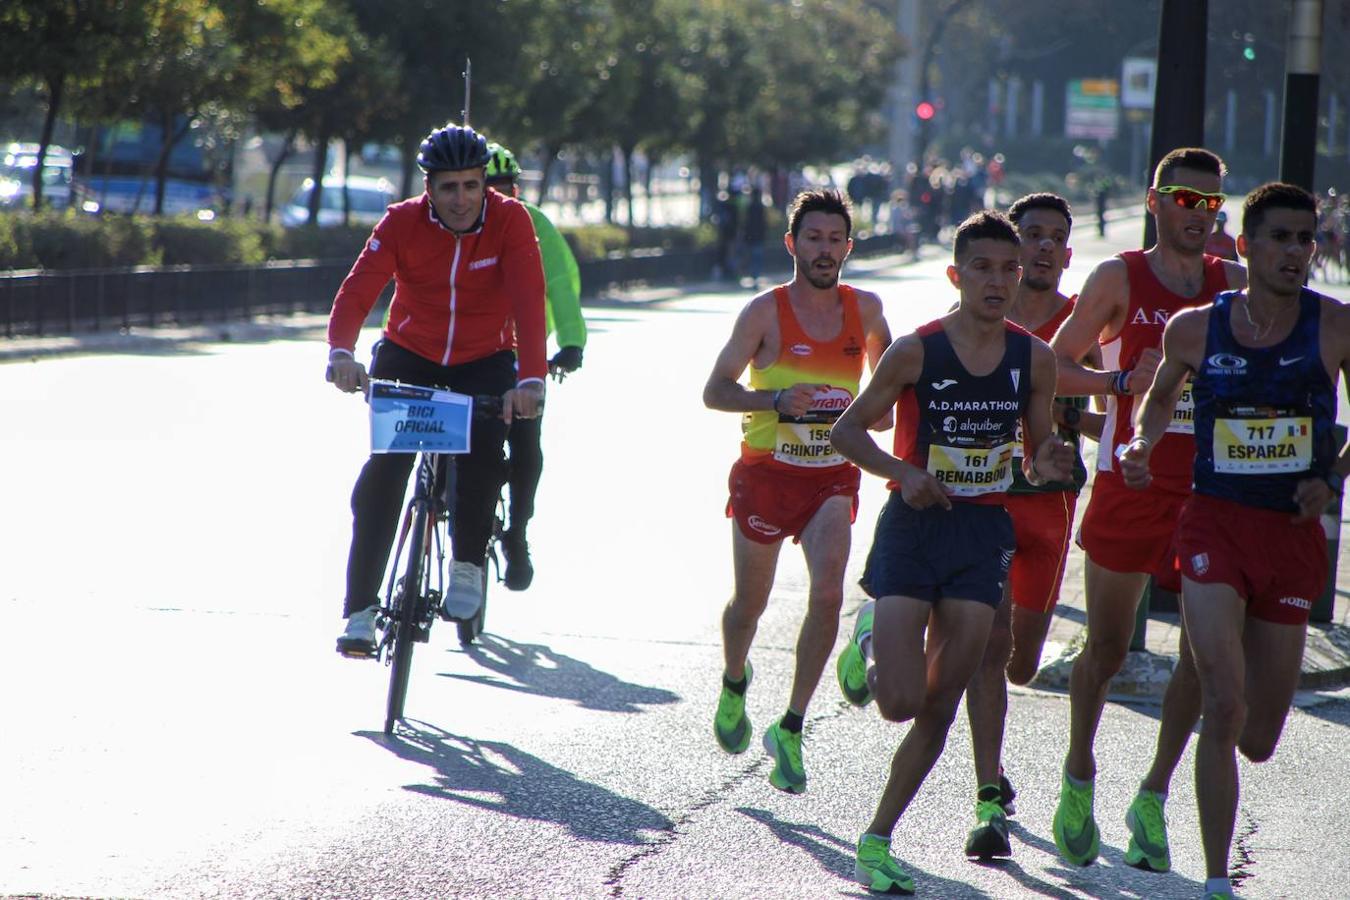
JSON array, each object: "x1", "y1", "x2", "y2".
[{"x1": 330, "y1": 123, "x2": 547, "y2": 656}]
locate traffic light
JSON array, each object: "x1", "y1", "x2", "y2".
[{"x1": 915, "y1": 101, "x2": 936, "y2": 121}]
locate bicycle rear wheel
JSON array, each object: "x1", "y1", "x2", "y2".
[{"x1": 385, "y1": 503, "x2": 428, "y2": 734}]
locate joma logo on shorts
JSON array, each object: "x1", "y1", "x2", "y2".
[
  {"x1": 1279, "y1": 596, "x2": 1312, "y2": 610},
  {"x1": 747, "y1": 515, "x2": 782, "y2": 536}
]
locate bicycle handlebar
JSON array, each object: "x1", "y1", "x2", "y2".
[{"x1": 327, "y1": 365, "x2": 506, "y2": 420}]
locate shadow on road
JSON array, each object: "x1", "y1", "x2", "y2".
[
  {"x1": 735, "y1": 806, "x2": 992, "y2": 899},
  {"x1": 360, "y1": 720, "x2": 673, "y2": 845},
  {"x1": 442, "y1": 633, "x2": 681, "y2": 713},
  {"x1": 1007, "y1": 821, "x2": 1203, "y2": 899}
]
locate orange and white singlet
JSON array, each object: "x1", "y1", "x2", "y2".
[{"x1": 741, "y1": 285, "x2": 866, "y2": 469}]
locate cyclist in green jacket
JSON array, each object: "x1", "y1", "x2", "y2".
[{"x1": 484, "y1": 141, "x2": 588, "y2": 590}]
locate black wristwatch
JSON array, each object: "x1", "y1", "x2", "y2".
[
  {"x1": 1326, "y1": 470, "x2": 1346, "y2": 497},
  {"x1": 1061, "y1": 406, "x2": 1082, "y2": 429}
]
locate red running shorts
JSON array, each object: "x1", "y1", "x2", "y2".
[
  {"x1": 1005, "y1": 490, "x2": 1077, "y2": 614},
  {"x1": 1175, "y1": 493, "x2": 1327, "y2": 625},
  {"x1": 1079, "y1": 470, "x2": 1185, "y2": 592},
  {"x1": 726, "y1": 459, "x2": 860, "y2": 545}
]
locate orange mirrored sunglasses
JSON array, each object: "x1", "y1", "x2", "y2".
[{"x1": 1156, "y1": 184, "x2": 1226, "y2": 212}]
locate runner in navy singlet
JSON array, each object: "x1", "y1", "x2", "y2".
[
  {"x1": 1120, "y1": 183, "x2": 1350, "y2": 900},
  {"x1": 830, "y1": 211, "x2": 1074, "y2": 891}
]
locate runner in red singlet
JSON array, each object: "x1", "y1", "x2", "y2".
[
  {"x1": 1047, "y1": 148, "x2": 1246, "y2": 870},
  {"x1": 703, "y1": 188, "x2": 892, "y2": 795}
]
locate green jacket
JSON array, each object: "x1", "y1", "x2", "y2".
[{"x1": 523, "y1": 201, "x2": 586, "y2": 349}]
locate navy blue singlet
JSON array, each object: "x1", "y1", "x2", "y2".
[
  {"x1": 894, "y1": 320, "x2": 1032, "y2": 505},
  {"x1": 1192, "y1": 289, "x2": 1337, "y2": 513}
]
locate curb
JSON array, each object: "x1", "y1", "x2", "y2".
[{"x1": 1031, "y1": 621, "x2": 1350, "y2": 698}]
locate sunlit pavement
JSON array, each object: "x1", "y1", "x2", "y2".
[{"x1": 2, "y1": 216, "x2": 1349, "y2": 898}]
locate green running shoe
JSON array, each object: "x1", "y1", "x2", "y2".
[
  {"x1": 762, "y1": 721, "x2": 806, "y2": 794},
  {"x1": 964, "y1": 785, "x2": 1012, "y2": 859},
  {"x1": 1124, "y1": 790, "x2": 1171, "y2": 872},
  {"x1": 1052, "y1": 771, "x2": 1100, "y2": 866},
  {"x1": 837, "y1": 602, "x2": 874, "y2": 706},
  {"x1": 855, "y1": 833, "x2": 915, "y2": 895},
  {"x1": 713, "y1": 661, "x2": 752, "y2": 754}
]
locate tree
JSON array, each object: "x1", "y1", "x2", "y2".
[
  {"x1": 351, "y1": 0, "x2": 521, "y2": 200},
  {"x1": 489, "y1": 0, "x2": 606, "y2": 205},
  {"x1": 0, "y1": 0, "x2": 149, "y2": 210},
  {"x1": 227, "y1": 0, "x2": 351, "y2": 222},
  {"x1": 582, "y1": 0, "x2": 684, "y2": 225},
  {"x1": 118, "y1": 0, "x2": 244, "y2": 215}
]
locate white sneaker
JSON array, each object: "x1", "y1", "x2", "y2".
[
  {"x1": 336, "y1": 606, "x2": 378, "y2": 657},
  {"x1": 441, "y1": 560, "x2": 485, "y2": 620}
]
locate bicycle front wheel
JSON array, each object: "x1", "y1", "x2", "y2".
[{"x1": 385, "y1": 503, "x2": 429, "y2": 734}]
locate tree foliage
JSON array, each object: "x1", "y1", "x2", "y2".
[{"x1": 1, "y1": 0, "x2": 904, "y2": 217}]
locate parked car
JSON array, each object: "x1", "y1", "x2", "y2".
[
  {"x1": 0, "y1": 143, "x2": 74, "y2": 209},
  {"x1": 280, "y1": 175, "x2": 397, "y2": 228},
  {"x1": 71, "y1": 175, "x2": 223, "y2": 217}
]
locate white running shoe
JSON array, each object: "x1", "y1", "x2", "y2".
[
  {"x1": 441, "y1": 560, "x2": 485, "y2": 620},
  {"x1": 336, "y1": 606, "x2": 378, "y2": 657}
]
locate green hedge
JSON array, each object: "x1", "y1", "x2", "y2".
[{"x1": 0, "y1": 211, "x2": 722, "y2": 271}]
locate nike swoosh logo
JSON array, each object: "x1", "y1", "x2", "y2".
[
  {"x1": 1127, "y1": 810, "x2": 1168, "y2": 858},
  {"x1": 931, "y1": 379, "x2": 958, "y2": 390},
  {"x1": 1063, "y1": 819, "x2": 1097, "y2": 858},
  {"x1": 1279, "y1": 356, "x2": 1303, "y2": 366}
]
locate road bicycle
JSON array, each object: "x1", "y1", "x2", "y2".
[{"x1": 338, "y1": 382, "x2": 506, "y2": 735}]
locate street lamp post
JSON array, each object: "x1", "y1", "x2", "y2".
[
  {"x1": 1280, "y1": 0, "x2": 1324, "y2": 191},
  {"x1": 1143, "y1": 0, "x2": 1209, "y2": 250}
]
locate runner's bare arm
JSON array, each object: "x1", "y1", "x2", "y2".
[
  {"x1": 1025, "y1": 340, "x2": 1075, "y2": 484},
  {"x1": 1059, "y1": 342, "x2": 1106, "y2": 438},
  {"x1": 832, "y1": 335, "x2": 952, "y2": 510},
  {"x1": 1295, "y1": 299, "x2": 1350, "y2": 520},
  {"x1": 1222, "y1": 259, "x2": 1248, "y2": 290},
  {"x1": 857, "y1": 289, "x2": 895, "y2": 431},
  {"x1": 1118, "y1": 308, "x2": 1205, "y2": 487},
  {"x1": 1057, "y1": 403, "x2": 1107, "y2": 442},
  {"x1": 1049, "y1": 258, "x2": 1130, "y2": 395},
  {"x1": 831, "y1": 336, "x2": 918, "y2": 482},
  {"x1": 703, "y1": 294, "x2": 825, "y2": 415}
]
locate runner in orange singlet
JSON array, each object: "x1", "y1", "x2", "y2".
[
  {"x1": 704, "y1": 188, "x2": 891, "y2": 795},
  {"x1": 1047, "y1": 148, "x2": 1246, "y2": 870}
]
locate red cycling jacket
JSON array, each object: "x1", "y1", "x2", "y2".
[{"x1": 327, "y1": 189, "x2": 547, "y2": 383}]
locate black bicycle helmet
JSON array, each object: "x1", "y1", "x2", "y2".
[{"x1": 416, "y1": 123, "x2": 490, "y2": 173}]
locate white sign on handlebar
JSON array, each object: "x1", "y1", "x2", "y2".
[{"x1": 368, "y1": 380, "x2": 473, "y2": 454}]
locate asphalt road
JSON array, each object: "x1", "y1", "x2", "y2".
[{"x1": 3, "y1": 222, "x2": 1349, "y2": 899}]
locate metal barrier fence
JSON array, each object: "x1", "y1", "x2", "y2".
[
  {"x1": 0, "y1": 259, "x2": 355, "y2": 337},
  {"x1": 0, "y1": 233, "x2": 905, "y2": 339}
]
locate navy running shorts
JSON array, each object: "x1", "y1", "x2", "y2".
[{"x1": 860, "y1": 492, "x2": 1015, "y2": 608}]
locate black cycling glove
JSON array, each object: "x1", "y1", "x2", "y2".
[{"x1": 550, "y1": 345, "x2": 584, "y2": 373}]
